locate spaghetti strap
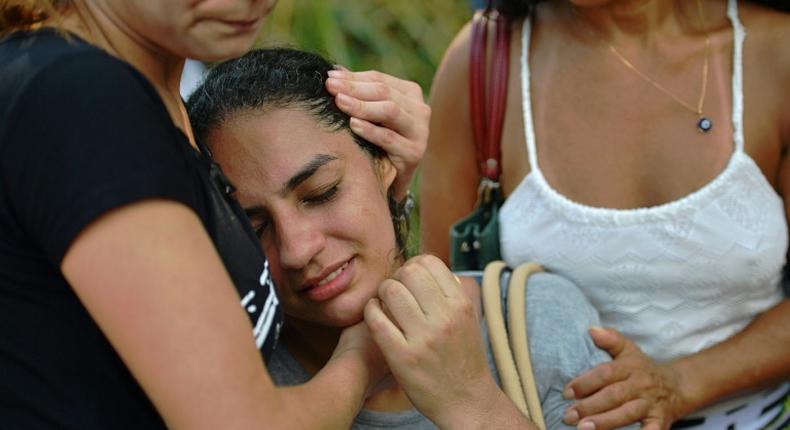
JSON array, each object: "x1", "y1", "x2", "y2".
[
  {"x1": 728, "y1": 0, "x2": 746, "y2": 153},
  {"x1": 520, "y1": 16, "x2": 540, "y2": 173}
]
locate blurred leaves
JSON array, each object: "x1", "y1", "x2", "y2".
[{"x1": 256, "y1": 0, "x2": 472, "y2": 95}]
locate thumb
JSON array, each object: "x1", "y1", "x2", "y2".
[{"x1": 589, "y1": 326, "x2": 631, "y2": 358}]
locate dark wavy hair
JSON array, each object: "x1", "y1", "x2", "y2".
[
  {"x1": 187, "y1": 47, "x2": 408, "y2": 259},
  {"x1": 486, "y1": 0, "x2": 789, "y2": 19}
]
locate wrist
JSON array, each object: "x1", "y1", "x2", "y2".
[
  {"x1": 670, "y1": 357, "x2": 709, "y2": 419},
  {"x1": 435, "y1": 376, "x2": 534, "y2": 430},
  {"x1": 322, "y1": 351, "x2": 371, "y2": 409},
  {"x1": 392, "y1": 170, "x2": 415, "y2": 202}
]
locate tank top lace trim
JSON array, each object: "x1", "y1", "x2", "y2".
[{"x1": 500, "y1": 0, "x2": 787, "y2": 365}]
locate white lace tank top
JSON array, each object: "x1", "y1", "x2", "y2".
[{"x1": 500, "y1": 0, "x2": 787, "y2": 363}]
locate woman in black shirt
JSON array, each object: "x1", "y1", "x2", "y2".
[{"x1": 0, "y1": 1, "x2": 422, "y2": 428}]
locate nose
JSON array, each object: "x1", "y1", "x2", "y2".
[{"x1": 274, "y1": 214, "x2": 325, "y2": 270}]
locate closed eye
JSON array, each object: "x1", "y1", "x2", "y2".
[
  {"x1": 252, "y1": 218, "x2": 270, "y2": 238},
  {"x1": 303, "y1": 184, "x2": 339, "y2": 206},
  {"x1": 244, "y1": 207, "x2": 270, "y2": 239}
]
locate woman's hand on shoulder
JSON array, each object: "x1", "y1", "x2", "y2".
[
  {"x1": 325, "y1": 68, "x2": 429, "y2": 201},
  {"x1": 562, "y1": 328, "x2": 685, "y2": 430}
]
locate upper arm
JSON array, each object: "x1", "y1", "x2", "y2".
[
  {"x1": 63, "y1": 201, "x2": 373, "y2": 429},
  {"x1": 420, "y1": 22, "x2": 481, "y2": 261},
  {"x1": 62, "y1": 200, "x2": 280, "y2": 429},
  {"x1": 765, "y1": 12, "x2": 790, "y2": 228}
]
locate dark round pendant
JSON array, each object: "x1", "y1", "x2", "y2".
[{"x1": 697, "y1": 117, "x2": 713, "y2": 133}]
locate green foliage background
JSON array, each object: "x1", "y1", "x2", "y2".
[
  {"x1": 255, "y1": 0, "x2": 473, "y2": 254},
  {"x1": 256, "y1": 0, "x2": 472, "y2": 95}
]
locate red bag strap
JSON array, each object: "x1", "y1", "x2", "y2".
[{"x1": 469, "y1": 8, "x2": 511, "y2": 181}]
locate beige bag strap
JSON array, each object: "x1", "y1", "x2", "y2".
[
  {"x1": 482, "y1": 261, "x2": 546, "y2": 430},
  {"x1": 507, "y1": 263, "x2": 546, "y2": 430},
  {"x1": 482, "y1": 261, "x2": 528, "y2": 415}
]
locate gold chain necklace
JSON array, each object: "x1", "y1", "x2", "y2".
[{"x1": 574, "y1": 0, "x2": 714, "y2": 134}]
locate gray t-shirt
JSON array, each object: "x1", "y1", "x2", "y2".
[{"x1": 268, "y1": 272, "x2": 620, "y2": 430}]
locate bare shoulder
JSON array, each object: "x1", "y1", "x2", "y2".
[
  {"x1": 430, "y1": 20, "x2": 472, "y2": 100},
  {"x1": 739, "y1": 2, "x2": 790, "y2": 72},
  {"x1": 739, "y1": 2, "x2": 790, "y2": 144}
]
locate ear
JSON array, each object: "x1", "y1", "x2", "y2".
[{"x1": 376, "y1": 157, "x2": 397, "y2": 190}]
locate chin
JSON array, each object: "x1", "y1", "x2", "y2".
[
  {"x1": 187, "y1": 39, "x2": 257, "y2": 62},
  {"x1": 322, "y1": 313, "x2": 364, "y2": 328},
  {"x1": 321, "y1": 291, "x2": 375, "y2": 328}
]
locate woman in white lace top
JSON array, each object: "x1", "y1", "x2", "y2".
[{"x1": 422, "y1": 0, "x2": 790, "y2": 429}]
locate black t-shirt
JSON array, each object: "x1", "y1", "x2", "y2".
[{"x1": 0, "y1": 29, "x2": 282, "y2": 428}]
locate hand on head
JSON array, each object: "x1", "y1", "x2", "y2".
[{"x1": 325, "y1": 68, "x2": 429, "y2": 201}]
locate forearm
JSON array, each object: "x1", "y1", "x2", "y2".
[
  {"x1": 436, "y1": 377, "x2": 536, "y2": 430},
  {"x1": 671, "y1": 299, "x2": 790, "y2": 417},
  {"x1": 277, "y1": 352, "x2": 369, "y2": 429}
]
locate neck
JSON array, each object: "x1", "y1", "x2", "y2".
[
  {"x1": 58, "y1": 1, "x2": 192, "y2": 143},
  {"x1": 282, "y1": 316, "x2": 343, "y2": 374},
  {"x1": 562, "y1": 0, "x2": 704, "y2": 46},
  {"x1": 283, "y1": 316, "x2": 414, "y2": 412}
]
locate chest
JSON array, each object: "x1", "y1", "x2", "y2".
[{"x1": 498, "y1": 20, "x2": 785, "y2": 210}]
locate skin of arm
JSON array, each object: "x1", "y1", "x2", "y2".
[
  {"x1": 62, "y1": 200, "x2": 384, "y2": 429},
  {"x1": 419, "y1": 22, "x2": 482, "y2": 262}
]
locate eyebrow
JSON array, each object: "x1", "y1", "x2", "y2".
[
  {"x1": 281, "y1": 153, "x2": 338, "y2": 195},
  {"x1": 243, "y1": 154, "x2": 339, "y2": 220}
]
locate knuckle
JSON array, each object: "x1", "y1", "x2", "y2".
[
  {"x1": 419, "y1": 103, "x2": 432, "y2": 119},
  {"x1": 609, "y1": 384, "x2": 627, "y2": 403},
  {"x1": 598, "y1": 363, "x2": 614, "y2": 381},
  {"x1": 374, "y1": 83, "x2": 391, "y2": 99},
  {"x1": 574, "y1": 402, "x2": 590, "y2": 416},
  {"x1": 436, "y1": 318, "x2": 455, "y2": 338},
  {"x1": 366, "y1": 313, "x2": 386, "y2": 333},
  {"x1": 411, "y1": 254, "x2": 433, "y2": 267},
  {"x1": 457, "y1": 298, "x2": 475, "y2": 318},
  {"x1": 383, "y1": 101, "x2": 401, "y2": 120},
  {"x1": 422, "y1": 332, "x2": 439, "y2": 351},
  {"x1": 379, "y1": 279, "x2": 401, "y2": 299},
  {"x1": 624, "y1": 404, "x2": 642, "y2": 422},
  {"x1": 396, "y1": 263, "x2": 421, "y2": 283},
  {"x1": 365, "y1": 70, "x2": 383, "y2": 82},
  {"x1": 417, "y1": 254, "x2": 441, "y2": 269},
  {"x1": 381, "y1": 128, "x2": 398, "y2": 146},
  {"x1": 400, "y1": 350, "x2": 420, "y2": 368}
]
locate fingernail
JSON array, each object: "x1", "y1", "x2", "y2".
[
  {"x1": 349, "y1": 117, "x2": 363, "y2": 132},
  {"x1": 327, "y1": 70, "x2": 343, "y2": 77},
  {"x1": 589, "y1": 326, "x2": 605, "y2": 333},
  {"x1": 563, "y1": 387, "x2": 575, "y2": 399},
  {"x1": 578, "y1": 420, "x2": 595, "y2": 430},
  {"x1": 563, "y1": 408, "x2": 579, "y2": 424},
  {"x1": 336, "y1": 93, "x2": 352, "y2": 109}
]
